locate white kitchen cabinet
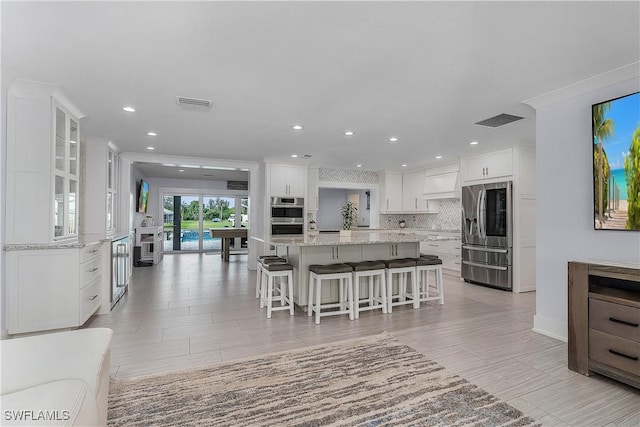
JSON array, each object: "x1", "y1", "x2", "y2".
[
  {"x1": 362, "y1": 242, "x2": 419, "y2": 260},
  {"x1": 6, "y1": 79, "x2": 85, "y2": 244},
  {"x1": 379, "y1": 172, "x2": 403, "y2": 213},
  {"x1": 307, "y1": 167, "x2": 319, "y2": 211},
  {"x1": 136, "y1": 226, "x2": 164, "y2": 264},
  {"x1": 460, "y1": 148, "x2": 513, "y2": 183},
  {"x1": 420, "y1": 237, "x2": 461, "y2": 274},
  {"x1": 269, "y1": 164, "x2": 307, "y2": 197},
  {"x1": 297, "y1": 245, "x2": 362, "y2": 304},
  {"x1": 82, "y1": 137, "x2": 119, "y2": 241},
  {"x1": 402, "y1": 169, "x2": 440, "y2": 213},
  {"x1": 6, "y1": 242, "x2": 102, "y2": 335}
]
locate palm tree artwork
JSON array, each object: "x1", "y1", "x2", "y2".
[{"x1": 593, "y1": 102, "x2": 615, "y2": 228}]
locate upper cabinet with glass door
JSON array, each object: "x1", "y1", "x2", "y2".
[
  {"x1": 6, "y1": 79, "x2": 85, "y2": 244},
  {"x1": 54, "y1": 102, "x2": 80, "y2": 239}
]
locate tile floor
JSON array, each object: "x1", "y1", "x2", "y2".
[{"x1": 85, "y1": 253, "x2": 640, "y2": 426}]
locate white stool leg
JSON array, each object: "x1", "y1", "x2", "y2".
[
  {"x1": 259, "y1": 269, "x2": 266, "y2": 309},
  {"x1": 255, "y1": 264, "x2": 262, "y2": 299},
  {"x1": 353, "y1": 273, "x2": 360, "y2": 319},
  {"x1": 287, "y1": 271, "x2": 294, "y2": 315},
  {"x1": 266, "y1": 274, "x2": 274, "y2": 319},
  {"x1": 348, "y1": 275, "x2": 354, "y2": 321},
  {"x1": 315, "y1": 276, "x2": 322, "y2": 325},
  {"x1": 412, "y1": 269, "x2": 420, "y2": 309},
  {"x1": 380, "y1": 272, "x2": 388, "y2": 314},
  {"x1": 308, "y1": 272, "x2": 314, "y2": 317},
  {"x1": 437, "y1": 267, "x2": 444, "y2": 304},
  {"x1": 386, "y1": 269, "x2": 393, "y2": 313}
]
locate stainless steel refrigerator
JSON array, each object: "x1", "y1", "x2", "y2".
[{"x1": 461, "y1": 181, "x2": 513, "y2": 290}]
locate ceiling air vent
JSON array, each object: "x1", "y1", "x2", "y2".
[
  {"x1": 475, "y1": 113, "x2": 524, "y2": 128},
  {"x1": 176, "y1": 96, "x2": 212, "y2": 108}
]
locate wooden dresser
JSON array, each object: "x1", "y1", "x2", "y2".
[{"x1": 568, "y1": 261, "x2": 640, "y2": 389}]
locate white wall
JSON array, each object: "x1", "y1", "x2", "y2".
[
  {"x1": 534, "y1": 77, "x2": 640, "y2": 341},
  {"x1": 317, "y1": 188, "x2": 371, "y2": 230},
  {"x1": 1, "y1": 88, "x2": 7, "y2": 338}
]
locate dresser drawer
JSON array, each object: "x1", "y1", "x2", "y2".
[
  {"x1": 80, "y1": 256, "x2": 101, "y2": 286},
  {"x1": 80, "y1": 278, "x2": 101, "y2": 324},
  {"x1": 80, "y1": 243, "x2": 101, "y2": 263},
  {"x1": 589, "y1": 299, "x2": 640, "y2": 342},
  {"x1": 589, "y1": 329, "x2": 640, "y2": 376}
]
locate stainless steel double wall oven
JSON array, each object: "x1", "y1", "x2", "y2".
[
  {"x1": 271, "y1": 197, "x2": 304, "y2": 236},
  {"x1": 461, "y1": 181, "x2": 513, "y2": 290}
]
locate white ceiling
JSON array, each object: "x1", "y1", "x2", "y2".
[{"x1": 3, "y1": 1, "x2": 639, "y2": 177}]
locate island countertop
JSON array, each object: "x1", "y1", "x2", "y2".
[{"x1": 269, "y1": 230, "x2": 458, "y2": 247}]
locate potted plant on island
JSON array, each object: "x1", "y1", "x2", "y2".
[{"x1": 340, "y1": 200, "x2": 358, "y2": 236}]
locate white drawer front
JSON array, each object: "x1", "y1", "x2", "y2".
[
  {"x1": 80, "y1": 256, "x2": 101, "y2": 286},
  {"x1": 80, "y1": 243, "x2": 101, "y2": 263},
  {"x1": 80, "y1": 278, "x2": 101, "y2": 324}
]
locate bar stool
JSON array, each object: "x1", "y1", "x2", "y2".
[
  {"x1": 383, "y1": 258, "x2": 419, "y2": 313},
  {"x1": 415, "y1": 256, "x2": 444, "y2": 305},
  {"x1": 259, "y1": 262, "x2": 295, "y2": 318},
  {"x1": 346, "y1": 261, "x2": 387, "y2": 319},
  {"x1": 308, "y1": 264, "x2": 354, "y2": 324},
  {"x1": 255, "y1": 256, "x2": 286, "y2": 298}
]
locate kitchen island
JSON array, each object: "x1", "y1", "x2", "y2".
[{"x1": 268, "y1": 231, "x2": 456, "y2": 307}]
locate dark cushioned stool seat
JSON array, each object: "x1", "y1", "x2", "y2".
[
  {"x1": 382, "y1": 258, "x2": 416, "y2": 269},
  {"x1": 415, "y1": 257, "x2": 443, "y2": 266},
  {"x1": 420, "y1": 253, "x2": 440, "y2": 259},
  {"x1": 309, "y1": 263, "x2": 353, "y2": 274},
  {"x1": 346, "y1": 261, "x2": 386, "y2": 272},
  {"x1": 258, "y1": 255, "x2": 282, "y2": 260},
  {"x1": 261, "y1": 257, "x2": 287, "y2": 265},
  {"x1": 264, "y1": 262, "x2": 293, "y2": 272}
]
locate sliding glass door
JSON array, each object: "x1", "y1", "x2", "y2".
[{"x1": 162, "y1": 193, "x2": 246, "y2": 253}]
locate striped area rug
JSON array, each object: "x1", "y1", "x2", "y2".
[{"x1": 108, "y1": 333, "x2": 539, "y2": 426}]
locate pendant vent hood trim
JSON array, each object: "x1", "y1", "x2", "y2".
[{"x1": 423, "y1": 171, "x2": 460, "y2": 200}]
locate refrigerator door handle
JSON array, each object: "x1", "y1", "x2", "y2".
[
  {"x1": 462, "y1": 245, "x2": 508, "y2": 253},
  {"x1": 462, "y1": 260, "x2": 508, "y2": 271},
  {"x1": 475, "y1": 188, "x2": 482, "y2": 238}
]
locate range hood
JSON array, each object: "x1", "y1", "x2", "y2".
[{"x1": 423, "y1": 171, "x2": 460, "y2": 200}]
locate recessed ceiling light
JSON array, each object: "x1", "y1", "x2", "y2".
[
  {"x1": 470, "y1": 141, "x2": 479, "y2": 145},
  {"x1": 435, "y1": 155, "x2": 442, "y2": 159},
  {"x1": 401, "y1": 164, "x2": 407, "y2": 167},
  {"x1": 147, "y1": 131, "x2": 158, "y2": 136},
  {"x1": 292, "y1": 125, "x2": 303, "y2": 130},
  {"x1": 344, "y1": 130, "x2": 355, "y2": 136},
  {"x1": 178, "y1": 169, "x2": 185, "y2": 172},
  {"x1": 356, "y1": 164, "x2": 362, "y2": 168},
  {"x1": 146, "y1": 146, "x2": 155, "y2": 150},
  {"x1": 388, "y1": 137, "x2": 399, "y2": 143},
  {"x1": 291, "y1": 154, "x2": 298, "y2": 158},
  {"x1": 122, "y1": 106, "x2": 136, "y2": 112}
]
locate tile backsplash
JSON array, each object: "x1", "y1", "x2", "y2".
[
  {"x1": 379, "y1": 199, "x2": 461, "y2": 231},
  {"x1": 319, "y1": 168, "x2": 378, "y2": 184}
]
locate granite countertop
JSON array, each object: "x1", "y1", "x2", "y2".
[{"x1": 269, "y1": 231, "x2": 459, "y2": 247}]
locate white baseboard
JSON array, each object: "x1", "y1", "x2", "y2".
[{"x1": 532, "y1": 314, "x2": 567, "y2": 342}]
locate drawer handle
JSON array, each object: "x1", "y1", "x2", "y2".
[
  {"x1": 609, "y1": 317, "x2": 639, "y2": 328},
  {"x1": 88, "y1": 295, "x2": 98, "y2": 301},
  {"x1": 608, "y1": 349, "x2": 638, "y2": 361},
  {"x1": 90, "y1": 249, "x2": 99, "y2": 254},
  {"x1": 89, "y1": 267, "x2": 99, "y2": 273}
]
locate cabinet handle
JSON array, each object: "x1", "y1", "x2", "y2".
[
  {"x1": 608, "y1": 349, "x2": 638, "y2": 361},
  {"x1": 336, "y1": 246, "x2": 339, "y2": 259},
  {"x1": 415, "y1": 198, "x2": 417, "y2": 209},
  {"x1": 89, "y1": 295, "x2": 98, "y2": 301},
  {"x1": 89, "y1": 267, "x2": 99, "y2": 273},
  {"x1": 90, "y1": 249, "x2": 98, "y2": 254},
  {"x1": 609, "y1": 317, "x2": 639, "y2": 328},
  {"x1": 386, "y1": 199, "x2": 389, "y2": 210}
]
